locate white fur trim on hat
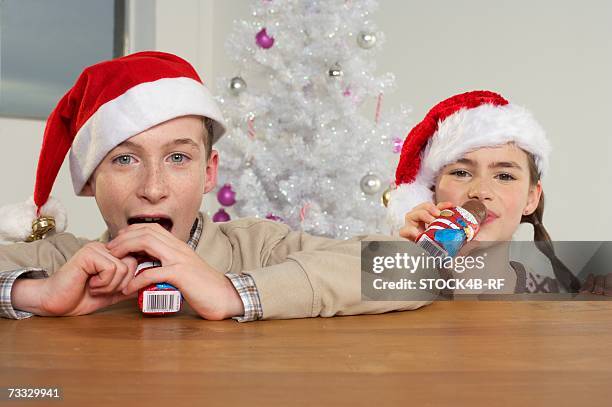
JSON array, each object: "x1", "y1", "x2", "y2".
[
  {"x1": 69, "y1": 76, "x2": 226, "y2": 196},
  {"x1": 387, "y1": 103, "x2": 550, "y2": 232},
  {"x1": 424, "y1": 103, "x2": 550, "y2": 182},
  {"x1": 0, "y1": 196, "x2": 67, "y2": 242}
]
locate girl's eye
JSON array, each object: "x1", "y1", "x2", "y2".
[
  {"x1": 169, "y1": 153, "x2": 189, "y2": 164},
  {"x1": 450, "y1": 170, "x2": 470, "y2": 178},
  {"x1": 496, "y1": 173, "x2": 516, "y2": 181},
  {"x1": 113, "y1": 155, "x2": 133, "y2": 165}
]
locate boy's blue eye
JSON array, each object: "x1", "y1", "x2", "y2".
[
  {"x1": 169, "y1": 153, "x2": 188, "y2": 163},
  {"x1": 113, "y1": 155, "x2": 133, "y2": 165}
]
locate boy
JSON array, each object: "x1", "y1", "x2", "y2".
[{"x1": 0, "y1": 51, "x2": 429, "y2": 321}]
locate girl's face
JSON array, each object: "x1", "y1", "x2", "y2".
[{"x1": 434, "y1": 143, "x2": 542, "y2": 242}]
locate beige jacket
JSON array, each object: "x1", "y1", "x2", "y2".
[{"x1": 0, "y1": 214, "x2": 430, "y2": 320}]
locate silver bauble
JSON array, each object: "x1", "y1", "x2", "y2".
[
  {"x1": 229, "y1": 76, "x2": 247, "y2": 96},
  {"x1": 357, "y1": 31, "x2": 377, "y2": 49},
  {"x1": 360, "y1": 173, "x2": 382, "y2": 195},
  {"x1": 328, "y1": 63, "x2": 343, "y2": 78}
]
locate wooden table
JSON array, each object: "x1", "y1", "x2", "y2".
[{"x1": 1, "y1": 300, "x2": 612, "y2": 406}]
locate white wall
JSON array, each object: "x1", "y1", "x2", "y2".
[{"x1": 1, "y1": 0, "x2": 610, "y2": 241}]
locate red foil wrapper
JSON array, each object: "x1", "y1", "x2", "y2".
[{"x1": 134, "y1": 257, "x2": 182, "y2": 316}]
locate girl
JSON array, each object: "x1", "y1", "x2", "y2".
[{"x1": 386, "y1": 90, "x2": 584, "y2": 294}]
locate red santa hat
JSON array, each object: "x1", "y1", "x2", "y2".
[
  {"x1": 387, "y1": 90, "x2": 551, "y2": 231},
  {"x1": 0, "y1": 51, "x2": 226, "y2": 242}
]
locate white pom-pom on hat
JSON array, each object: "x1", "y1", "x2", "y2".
[{"x1": 0, "y1": 196, "x2": 67, "y2": 242}]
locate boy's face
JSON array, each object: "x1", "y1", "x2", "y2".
[{"x1": 82, "y1": 115, "x2": 218, "y2": 242}]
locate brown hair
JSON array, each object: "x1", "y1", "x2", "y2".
[
  {"x1": 202, "y1": 117, "x2": 214, "y2": 160},
  {"x1": 522, "y1": 153, "x2": 581, "y2": 292}
]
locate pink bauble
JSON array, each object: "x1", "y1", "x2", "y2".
[
  {"x1": 392, "y1": 137, "x2": 404, "y2": 154},
  {"x1": 255, "y1": 28, "x2": 275, "y2": 49},
  {"x1": 217, "y1": 184, "x2": 236, "y2": 206},
  {"x1": 212, "y1": 208, "x2": 231, "y2": 223}
]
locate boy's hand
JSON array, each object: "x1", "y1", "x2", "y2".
[
  {"x1": 398, "y1": 201, "x2": 455, "y2": 241},
  {"x1": 12, "y1": 242, "x2": 138, "y2": 316},
  {"x1": 579, "y1": 273, "x2": 612, "y2": 296},
  {"x1": 106, "y1": 223, "x2": 245, "y2": 320}
]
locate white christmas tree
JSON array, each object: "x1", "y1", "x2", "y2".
[{"x1": 214, "y1": 0, "x2": 411, "y2": 239}]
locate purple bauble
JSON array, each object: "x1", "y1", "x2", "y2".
[
  {"x1": 212, "y1": 208, "x2": 231, "y2": 223},
  {"x1": 266, "y1": 213, "x2": 282, "y2": 222},
  {"x1": 255, "y1": 28, "x2": 275, "y2": 49},
  {"x1": 217, "y1": 184, "x2": 236, "y2": 206}
]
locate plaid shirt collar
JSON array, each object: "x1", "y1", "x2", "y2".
[{"x1": 186, "y1": 212, "x2": 204, "y2": 250}]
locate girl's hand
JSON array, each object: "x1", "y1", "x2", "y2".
[
  {"x1": 579, "y1": 273, "x2": 612, "y2": 296},
  {"x1": 398, "y1": 201, "x2": 455, "y2": 242}
]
